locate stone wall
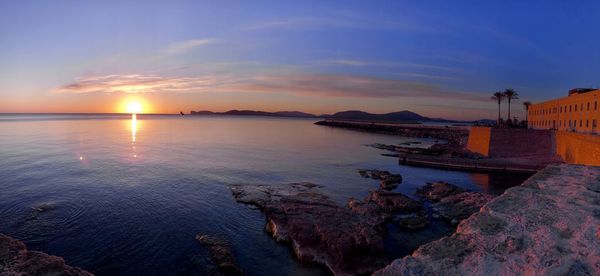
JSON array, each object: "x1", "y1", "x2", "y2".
[
  {"x1": 466, "y1": 126, "x2": 491, "y2": 156},
  {"x1": 555, "y1": 130, "x2": 600, "y2": 166},
  {"x1": 466, "y1": 127, "x2": 554, "y2": 158}
]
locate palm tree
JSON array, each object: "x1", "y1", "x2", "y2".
[
  {"x1": 503, "y1": 89, "x2": 519, "y2": 121},
  {"x1": 491, "y1": 91, "x2": 505, "y2": 124},
  {"x1": 523, "y1": 101, "x2": 531, "y2": 125}
]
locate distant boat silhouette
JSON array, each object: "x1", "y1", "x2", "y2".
[{"x1": 180, "y1": 111, "x2": 185, "y2": 116}]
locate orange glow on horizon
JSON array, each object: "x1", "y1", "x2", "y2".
[{"x1": 117, "y1": 97, "x2": 152, "y2": 114}]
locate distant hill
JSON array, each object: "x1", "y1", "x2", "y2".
[
  {"x1": 190, "y1": 110, "x2": 317, "y2": 118},
  {"x1": 189, "y1": 109, "x2": 492, "y2": 124},
  {"x1": 323, "y1": 110, "x2": 429, "y2": 122}
]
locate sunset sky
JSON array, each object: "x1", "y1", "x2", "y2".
[{"x1": 1, "y1": 1, "x2": 599, "y2": 120}]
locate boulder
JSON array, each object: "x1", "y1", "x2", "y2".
[{"x1": 0, "y1": 233, "x2": 92, "y2": 276}]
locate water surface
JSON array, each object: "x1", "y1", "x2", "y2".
[{"x1": 0, "y1": 114, "x2": 529, "y2": 275}]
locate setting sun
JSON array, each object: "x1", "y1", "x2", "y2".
[{"x1": 127, "y1": 102, "x2": 142, "y2": 114}]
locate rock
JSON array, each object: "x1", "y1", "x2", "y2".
[
  {"x1": 431, "y1": 192, "x2": 494, "y2": 225},
  {"x1": 230, "y1": 182, "x2": 325, "y2": 210},
  {"x1": 415, "y1": 181, "x2": 465, "y2": 202},
  {"x1": 349, "y1": 191, "x2": 428, "y2": 230},
  {"x1": 195, "y1": 234, "x2": 243, "y2": 275},
  {"x1": 0, "y1": 233, "x2": 93, "y2": 276},
  {"x1": 367, "y1": 143, "x2": 398, "y2": 151},
  {"x1": 230, "y1": 183, "x2": 388, "y2": 275},
  {"x1": 358, "y1": 170, "x2": 403, "y2": 191},
  {"x1": 374, "y1": 164, "x2": 600, "y2": 275},
  {"x1": 416, "y1": 182, "x2": 493, "y2": 225}
]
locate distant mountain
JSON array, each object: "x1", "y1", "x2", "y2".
[
  {"x1": 323, "y1": 110, "x2": 429, "y2": 122},
  {"x1": 190, "y1": 109, "x2": 317, "y2": 118},
  {"x1": 189, "y1": 109, "x2": 493, "y2": 124}
]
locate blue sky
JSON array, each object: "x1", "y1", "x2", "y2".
[{"x1": 1, "y1": 0, "x2": 599, "y2": 119}]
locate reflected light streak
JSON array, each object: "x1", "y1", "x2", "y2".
[{"x1": 131, "y1": 114, "x2": 137, "y2": 144}]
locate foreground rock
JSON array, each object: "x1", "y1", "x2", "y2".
[
  {"x1": 358, "y1": 170, "x2": 403, "y2": 190},
  {"x1": 415, "y1": 181, "x2": 465, "y2": 201},
  {"x1": 375, "y1": 164, "x2": 600, "y2": 275},
  {"x1": 0, "y1": 233, "x2": 92, "y2": 275},
  {"x1": 349, "y1": 191, "x2": 428, "y2": 229},
  {"x1": 416, "y1": 181, "x2": 493, "y2": 225},
  {"x1": 195, "y1": 234, "x2": 243, "y2": 275},
  {"x1": 230, "y1": 182, "x2": 388, "y2": 275}
]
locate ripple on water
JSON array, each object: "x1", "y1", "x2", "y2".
[{"x1": 3, "y1": 199, "x2": 87, "y2": 244}]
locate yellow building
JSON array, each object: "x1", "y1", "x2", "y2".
[{"x1": 529, "y1": 88, "x2": 600, "y2": 133}]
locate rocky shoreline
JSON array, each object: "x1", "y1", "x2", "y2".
[
  {"x1": 230, "y1": 177, "x2": 494, "y2": 275},
  {"x1": 374, "y1": 164, "x2": 600, "y2": 275},
  {"x1": 0, "y1": 233, "x2": 92, "y2": 275}
]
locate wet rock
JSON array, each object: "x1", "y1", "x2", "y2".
[
  {"x1": 415, "y1": 181, "x2": 465, "y2": 202},
  {"x1": 230, "y1": 183, "x2": 388, "y2": 275},
  {"x1": 349, "y1": 191, "x2": 428, "y2": 230},
  {"x1": 195, "y1": 234, "x2": 243, "y2": 276},
  {"x1": 375, "y1": 164, "x2": 600, "y2": 275},
  {"x1": 0, "y1": 233, "x2": 93, "y2": 275},
  {"x1": 416, "y1": 182, "x2": 493, "y2": 225},
  {"x1": 230, "y1": 182, "x2": 324, "y2": 210},
  {"x1": 367, "y1": 143, "x2": 398, "y2": 151},
  {"x1": 431, "y1": 192, "x2": 494, "y2": 225},
  {"x1": 358, "y1": 170, "x2": 403, "y2": 190}
]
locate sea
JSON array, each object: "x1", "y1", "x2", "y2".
[{"x1": 0, "y1": 114, "x2": 530, "y2": 275}]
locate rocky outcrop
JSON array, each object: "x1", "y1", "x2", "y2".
[
  {"x1": 415, "y1": 181, "x2": 465, "y2": 201},
  {"x1": 416, "y1": 181, "x2": 493, "y2": 225},
  {"x1": 0, "y1": 233, "x2": 93, "y2": 275},
  {"x1": 349, "y1": 191, "x2": 428, "y2": 230},
  {"x1": 195, "y1": 234, "x2": 243, "y2": 275},
  {"x1": 358, "y1": 170, "x2": 403, "y2": 190},
  {"x1": 375, "y1": 164, "x2": 600, "y2": 275},
  {"x1": 230, "y1": 182, "x2": 388, "y2": 275}
]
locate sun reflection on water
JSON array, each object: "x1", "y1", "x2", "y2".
[{"x1": 131, "y1": 114, "x2": 137, "y2": 144}]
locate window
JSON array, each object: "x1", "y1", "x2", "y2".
[
  {"x1": 570, "y1": 105, "x2": 572, "y2": 112},
  {"x1": 595, "y1": 101, "x2": 598, "y2": 110},
  {"x1": 588, "y1": 102, "x2": 590, "y2": 111},
  {"x1": 575, "y1": 104, "x2": 578, "y2": 111},
  {"x1": 586, "y1": 120, "x2": 589, "y2": 128},
  {"x1": 580, "y1": 120, "x2": 583, "y2": 127}
]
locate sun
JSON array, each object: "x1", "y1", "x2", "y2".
[{"x1": 126, "y1": 102, "x2": 142, "y2": 114}]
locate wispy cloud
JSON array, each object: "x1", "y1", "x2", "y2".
[
  {"x1": 54, "y1": 72, "x2": 488, "y2": 103},
  {"x1": 243, "y1": 13, "x2": 432, "y2": 32},
  {"x1": 52, "y1": 74, "x2": 224, "y2": 94},
  {"x1": 242, "y1": 17, "x2": 354, "y2": 30},
  {"x1": 164, "y1": 39, "x2": 216, "y2": 55},
  {"x1": 320, "y1": 59, "x2": 461, "y2": 72}
]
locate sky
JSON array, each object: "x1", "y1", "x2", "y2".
[{"x1": 1, "y1": 1, "x2": 599, "y2": 120}]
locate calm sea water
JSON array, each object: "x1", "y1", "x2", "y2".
[{"x1": 0, "y1": 114, "x2": 529, "y2": 275}]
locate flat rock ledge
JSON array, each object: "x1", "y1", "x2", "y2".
[
  {"x1": 230, "y1": 182, "x2": 389, "y2": 275},
  {"x1": 0, "y1": 233, "x2": 93, "y2": 276},
  {"x1": 374, "y1": 164, "x2": 600, "y2": 275}
]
